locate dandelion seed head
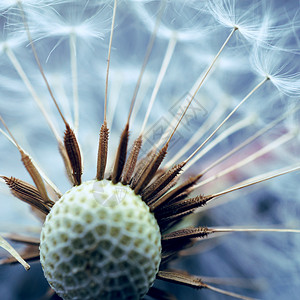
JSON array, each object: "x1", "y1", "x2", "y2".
[
  {"x1": 40, "y1": 180, "x2": 161, "y2": 300},
  {"x1": 1, "y1": 0, "x2": 300, "y2": 299},
  {"x1": 26, "y1": 3, "x2": 112, "y2": 41},
  {"x1": 0, "y1": 24, "x2": 27, "y2": 54},
  {"x1": 251, "y1": 44, "x2": 300, "y2": 97},
  {"x1": 205, "y1": 0, "x2": 267, "y2": 42}
]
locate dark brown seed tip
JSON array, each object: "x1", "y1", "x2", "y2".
[
  {"x1": 111, "y1": 123, "x2": 129, "y2": 184},
  {"x1": 121, "y1": 135, "x2": 143, "y2": 185},
  {"x1": 97, "y1": 122, "x2": 109, "y2": 181},
  {"x1": 134, "y1": 144, "x2": 168, "y2": 195},
  {"x1": 64, "y1": 124, "x2": 82, "y2": 185},
  {"x1": 2, "y1": 176, "x2": 50, "y2": 214}
]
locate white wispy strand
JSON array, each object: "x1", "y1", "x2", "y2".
[
  {"x1": 251, "y1": 44, "x2": 300, "y2": 97},
  {"x1": 0, "y1": 34, "x2": 25, "y2": 54},
  {"x1": 130, "y1": 1, "x2": 211, "y2": 42},
  {"x1": 205, "y1": 0, "x2": 266, "y2": 42},
  {"x1": 25, "y1": 4, "x2": 112, "y2": 42},
  {"x1": 184, "y1": 115, "x2": 255, "y2": 172},
  {"x1": 140, "y1": 32, "x2": 177, "y2": 134},
  {"x1": 0, "y1": 17, "x2": 27, "y2": 54},
  {"x1": 0, "y1": 0, "x2": 67, "y2": 12}
]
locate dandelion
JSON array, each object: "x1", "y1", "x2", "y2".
[{"x1": 1, "y1": 1, "x2": 300, "y2": 300}]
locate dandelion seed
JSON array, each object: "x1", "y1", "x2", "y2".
[
  {"x1": 251, "y1": 44, "x2": 300, "y2": 97},
  {"x1": 205, "y1": 0, "x2": 267, "y2": 42}
]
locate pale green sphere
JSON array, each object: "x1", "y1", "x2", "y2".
[{"x1": 40, "y1": 180, "x2": 161, "y2": 300}]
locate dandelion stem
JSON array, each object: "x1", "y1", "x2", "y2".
[
  {"x1": 163, "y1": 226, "x2": 300, "y2": 242},
  {"x1": 188, "y1": 27, "x2": 237, "y2": 107},
  {"x1": 18, "y1": 0, "x2": 67, "y2": 125},
  {"x1": 196, "y1": 131, "x2": 294, "y2": 188},
  {"x1": 184, "y1": 77, "x2": 269, "y2": 164},
  {"x1": 0, "y1": 128, "x2": 62, "y2": 198},
  {"x1": 111, "y1": 1, "x2": 166, "y2": 184},
  {"x1": 104, "y1": 0, "x2": 117, "y2": 123},
  {"x1": 185, "y1": 116, "x2": 254, "y2": 172},
  {"x1": 199, "y1": 105, "x2": 300, "y2": 176},
  {"x1": 4, "y1": 46, "x2": 61, "y2": 142},
  {"x1": 0, "y1": 129, "x2": 15, "y2": 147},
  {"x1": 4, "y1": 44, "x2": 76, "y2": 185},
  {"x1": 96, "y1": 0, "x2": 117, "y2": 180},
  {"x1": 131, "y1": 79, "x2": 152, "y2": 126},
  {"x1": 107, "y1": 76, "x2": 122, "y2": 129},
  {"x1": 140, "y1": 32, "x2": 178, "y2": 135},
  {"x1": 212, "y1": 228, "x2": 300, "y2": 234},
  {"x1": 210, "y1": 164, "x2": 300, "y2": 199},
  {"x1": 0, "y1": 233, "x2": 40, "y2": 245},
  {"x1": 165, "y1": 101, "x2": 226, "y2": 168},
  {"x1": 0, "y1": 116, "x2": 54, "y2": 204},
  {"x1": 0, "y1": 235, "x2": 30, "y2": 270},
  {"x1": 69, "y1": 32, "x2": 79, "y2": 132},
  {"x1": 156, "y1": 28, "x2": 237, "y2": 149},
  {"x1": 199, "y1": 276, "x2": 261, "y2": 290},
  {"x1": 205, "y1": 284, "x2": 258, "y2": 300},
  {"x1": 0, "y1": 116, "x2": 25, "y2": 151},
  {"x1": 127, "y1": 0, "x2": 166, "y2": 124},
  {"x1": 18, "y1": 3, "x2": 84, "y2": 187}
]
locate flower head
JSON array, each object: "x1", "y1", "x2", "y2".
[{"x1": 1, "y1": 1, "x2": 300, "y2": 300}]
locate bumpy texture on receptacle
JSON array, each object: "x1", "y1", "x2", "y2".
[{"x1": 40, "y1": 180, "x2": 161, "y2": 300}]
